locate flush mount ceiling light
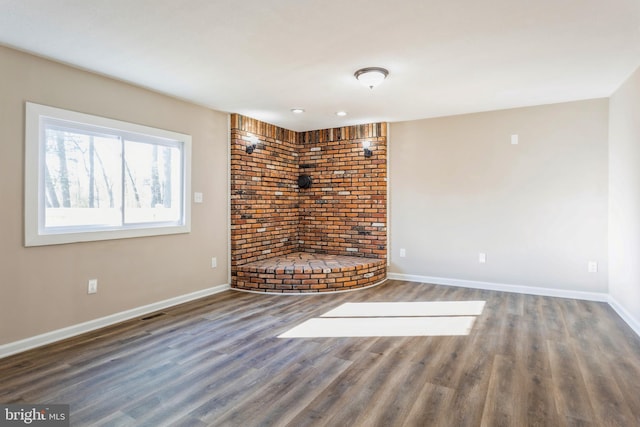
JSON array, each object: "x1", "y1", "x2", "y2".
[
  {"x1": 336, "y1": 111, "x2": 347, "y2": 116},
  {"x1": 354, "y1": 67, "x2": 389, "y2": 89},
  {"x1": 291, "y1": 108, "x2": 305, "y2": 114}
]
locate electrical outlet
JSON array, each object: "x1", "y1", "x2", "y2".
[
  {"x1": 211, "y1": 257, "x2": 217, "y2": 268},
  {"x1": 588, "y1": 261, "x2": 598, "y2": 273},
  {"x1": 194, "y1": 192, "x2": 203, "y2": 203},
  {"x1": 88, "y1": 279, "x2": 98, "y2": 294},
  {"x1": 478, "y1": 253, "x2": 486, "y2": 263},
  {"x1": 400, "y1": 248, "x2": 406, "y2": 257}
]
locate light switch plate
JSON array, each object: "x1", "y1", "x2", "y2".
[{"x1": 88, "y1": 279, "x2": 98, "y2": 294}]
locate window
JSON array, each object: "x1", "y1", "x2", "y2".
[{"x1": 25, "y1": 102, "x2": 191, "y2": 246}]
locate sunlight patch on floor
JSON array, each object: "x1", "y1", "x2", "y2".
[
  {"x1": 278, "y1": 301, "x2": 486, "y2": 338},
  {"x1": 278, "y1": 316, "x2": 477, "y2": 338},
  {"x1": 321, "y1": 301, "x2": 486, "y2": 317}
]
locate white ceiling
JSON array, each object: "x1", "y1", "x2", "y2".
[{"x1": 1, "y1": 0, "x2": 639, "y2": 131}]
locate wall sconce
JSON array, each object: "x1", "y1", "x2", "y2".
[
  {"x1": 246, "y1": 135, "x2": 259, "y2": 154},
  {"x1": 363, "y1": 140, "x2": 373, "y2": 157}
]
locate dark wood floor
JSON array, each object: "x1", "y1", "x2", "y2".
[{"x1": 1, "y1": 280, "x2": 640, "y2": 426}]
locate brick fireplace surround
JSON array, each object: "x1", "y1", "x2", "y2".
[{"x1": 230, "y1": 114, "x2": 387, "y2": 293}]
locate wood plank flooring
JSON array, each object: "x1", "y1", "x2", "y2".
[{"x1": 1, "y1": 280, "x2": 639, "y2": 426}]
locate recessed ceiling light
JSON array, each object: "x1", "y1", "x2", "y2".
[
  {"x1": 291, "y1": 108, "x2": 305, "y2": 114},
  {"x1": 336, "y1": 111, "x2": 347, "y2": 116}
]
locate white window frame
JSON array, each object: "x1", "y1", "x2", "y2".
[{"x1": 25, "y1": 102, "x2": 192, "y2": 246}]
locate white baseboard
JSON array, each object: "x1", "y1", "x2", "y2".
[
  {"x1": 387, "y1": 273, "x2": 608, "y2": 302},
  {"x1": 608, "y1": 295, "x2": 640, "y2": 338},
  {"x1": 0, "y1": 284, "x2": 230, "y2": 359}
]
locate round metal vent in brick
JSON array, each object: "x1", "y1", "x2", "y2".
[{"x1": 298, "y1": 174, "x2": 312, "y2": 189}]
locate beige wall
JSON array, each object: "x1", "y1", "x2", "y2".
[
  {"x1": 390, "y1": 100, "x2": 609, "y2": 292},
  {"x1": 609, "y1": 66, "x2": 640, "y2": 321},
  {"x1": 0, "y1": 46, "x2": 229, "y2": 345}
]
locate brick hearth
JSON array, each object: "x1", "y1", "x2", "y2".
[{"x1": 234, "y1": 252, "x2": 387, "y2": 293}]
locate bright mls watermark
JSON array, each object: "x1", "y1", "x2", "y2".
[{"x1": 0, "y1": 405, "x2": 69, "y2": 426}]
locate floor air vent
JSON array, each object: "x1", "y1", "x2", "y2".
[{"x1": 141, "y1": 312, "x2": 166, "y2": 321}]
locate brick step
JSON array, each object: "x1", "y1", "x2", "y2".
[{"x1": 233, "y1": 252, "x2": 386, "y2": 293}]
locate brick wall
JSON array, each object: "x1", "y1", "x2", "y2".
[
  {"x1": 230, "y1": 114, "x2": 387, "y2": 280},
  {"x1": 230, "y1": 115, "x2": 299, "y2": 270},
  {"x1": 297, "y1": 124, "x2": 387, "y2": 258}
]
